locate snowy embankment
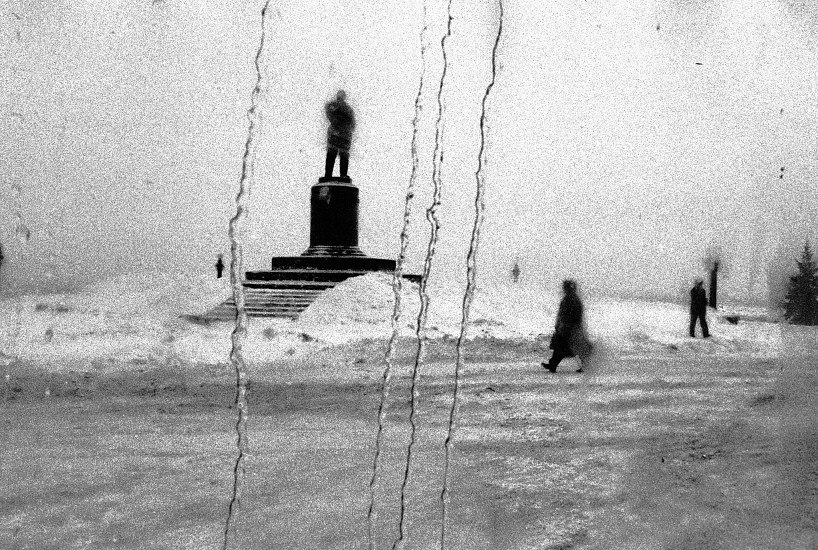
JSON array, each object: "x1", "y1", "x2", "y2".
[{"x1": 0, "y1": 270, "x2": 785, "y2": 371}]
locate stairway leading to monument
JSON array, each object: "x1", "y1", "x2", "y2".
[
  {"x1": 189, "y1": 269, "x2": 421, "y2": 322},
  {"x1": 194, "y1": 275, "x2": 343, "y2": 322},
  {"x1": 200, "y1": 281, "x2": 332, "y2": 321}
]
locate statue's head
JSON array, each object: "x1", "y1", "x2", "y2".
[
  {"x1": 336, "y1": 89, "x2": 347, "y2": 101},
  {"x1": 562, "y1": 279, "x2": 577, "y2": 294}
]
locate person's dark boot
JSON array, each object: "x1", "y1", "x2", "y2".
[{"x1": 541, "y1": 362, "x2": 557, "y2": 373}]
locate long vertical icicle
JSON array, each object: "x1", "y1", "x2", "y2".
[
  {"x1": 5, "y1": 181, "x2": 30, "y2": 405},
  {"x1": 440, "y1": 2, "x2": 503, "y2": 548},
  {"x1": 222, "y1": 2, "x2": 271, "y2": 548},
  {"x1": 391, "y1": 2, "x2": 454, "y2": 549},
  {"x1": 367, "y1": 2, "x2": 431, "y2": 548},
  {"x1": 4, "y1": 7, "x2": 28, "y2": 405}
]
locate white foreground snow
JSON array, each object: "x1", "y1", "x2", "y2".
[{"x1": 0, "y1": 270, "x2": 786, "y2": 371}]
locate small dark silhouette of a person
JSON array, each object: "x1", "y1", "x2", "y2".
[
  {"x1": 689, "y1": 279, "x2": 710, "y2": 337},
  {"x1": 543, "y1": 279, "x2": 593, "y2": 373},
  {"x1": 215, "y1": 254, "x2": 224, "y2": 279},
  {"x1": 511, "y1": 262, "x2": 521, "y2": 283},
  {"x1": 324, "y1": 90, "x2": 356, "y2": 180}
]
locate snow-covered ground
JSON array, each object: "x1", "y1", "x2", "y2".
[{"x1": 0, "y1": 270, "x2": 786, "y2": 372}]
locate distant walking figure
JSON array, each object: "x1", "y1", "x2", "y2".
[
  {"x1": 215, "y1": 254, "x2": 224, "y2": 279},
  {"x1": 689, "y1": 279, "x2": 710, "y2": 338},
  {"x1": 511, "y1": 261, "x2": 521, "y2": 283},
  {"x1": 543, "y1": 279, "x2": 593, "y2": 373},
  {"x1": 324, "y1": 90, "x2": 356, "y2": 181}
]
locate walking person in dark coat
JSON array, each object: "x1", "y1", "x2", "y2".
[
  {"x1": 689, "y1": 278, "x2": 710, "y2": 337},
  {"x1": 543, "y1": 279, "x2": 593, "y2": 373},
  {"x1": 324, "y1": 90, "x2": 356, "y2": 180},
  {"x1": 215, "y1": 254, "x2": 224, "y2": 279}
]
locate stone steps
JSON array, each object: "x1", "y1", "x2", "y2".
[
  {"x1": 190, "y1": 273, "x2": 370, "y2": 322},
  {"x1": 195, "y1": 286, "x2": 326, "y2": 321},
  {"x1": 187, "y1": 269, "x2": 419, "y2": 323}
]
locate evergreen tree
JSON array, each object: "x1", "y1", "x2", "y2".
[{"x1": 783, "y1": 241, "x2": 818, "y2": 325}]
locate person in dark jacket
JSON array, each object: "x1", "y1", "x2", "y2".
[
  {"x1": 689, "y1": 278, "x2": 710, "y2": 337},
  {"x1": 543, "y1": 279, "x2": 592, "y2": 373},
  {"x1": 215, "y1": 254, "x2": 224, "y2": 279},
  {"x1": 324, "y1": 90, "x2": 356, "y2": 180}
]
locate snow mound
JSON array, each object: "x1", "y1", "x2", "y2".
[
  {"x1": 299, "y1": 271, "x2": 416, "y2": 328},
  {"x1": 586, "y1": 299, "x2": 783, "y2": 356},
  {"x1": 75, "y1": 270, "x2": 232, "y2": 317},
  {"x1": 0, "y1": 270, "x2": 793, "y2": 371},
  {"x1": 297, "y1": 273, "x2": 557, "y2": 342}
]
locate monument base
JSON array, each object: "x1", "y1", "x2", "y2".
[
  {"x1": 301, "y1": 245, "x2": 366, "y2": 257},
  {"x1": 199, "y1": 257, "x2": 415, "y2": 321},
  {"x1": 318, "y1": 175, "x2": 351, "y2": 183},
  {"x1": 196, "y1": 175, "x2": 417, "y2": 320},
  {"x1": 261, "y1": 254, "x2": 395, "y2": 275}
]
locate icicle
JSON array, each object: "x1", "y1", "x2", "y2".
[
  {"x1": 221, "y1": 1, "x2": 271, "y2": 548},
  {"x1": 5, "y1": 179, "x2": 29, "y2": 404},
  {"x1": 368, "y1": 2, "x2": 431, "y2": 548},
  {"x1": 391, "y1": 2, "x2": 454, "y2": 548},
  {"x1": 440, "y1": 1, "x2": 503, "y2": 548}
]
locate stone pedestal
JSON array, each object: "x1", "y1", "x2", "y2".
[
  {"x1": 258, "y1": 176, "x2": 396, "y2": 274},
  {"x1": 244, "y1": 175, "x2": 407, "y2": 290},
  {"x1": 303, "y1": 179, "x2": 364, "y2": 256}
]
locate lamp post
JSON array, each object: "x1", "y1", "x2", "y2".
[{"x1": 709, "y1": 261, "x2": 719, "y2": 309}]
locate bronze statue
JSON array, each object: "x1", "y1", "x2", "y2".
[{"x1": 324, "y1": 90, "x2": 355, "y2": 181}]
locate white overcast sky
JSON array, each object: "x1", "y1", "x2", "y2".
[{"x1": 2, "y1": 0, "x2": 817, "y2": 303}]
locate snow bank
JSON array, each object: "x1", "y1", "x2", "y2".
[
  {"x1": 299, "y1": 272, "x2": 561, "y2": 342},
  {"x1": 297, "y1": 273, "x2": 784, "y2": 357},
  {"x1": 0, "y1": 270, "x2": 791, "y2": 370},
  {"x1": 586, "y1": 299, "x2": 784, "y2": 356},
  {"x1": 76, "y1": 270, "x2": 232, "y2": 317}
]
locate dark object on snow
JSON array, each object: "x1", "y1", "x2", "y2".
[
  {"x1": 544, "y1": 279, "x2": 593, "y2": 372},
  {"x1": 783, "y1": 241, "x2": 818, "y2": 326},
  {"x1": 215, "y1": 255, "x2": 224, "y2": 279},
  {"x1": 724, "y1": 315, "x2": 740, "y2": 325},
  {"x1": 690, "y1": 279, "x2": 710, "y2": 337},
  {"x1": 324, "y1": 90, "x2": 356, "y2": 181}
]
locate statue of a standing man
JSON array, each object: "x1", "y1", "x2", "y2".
[{"x1": 324, "y1": 90, "x2": 356, "y2": 181}]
